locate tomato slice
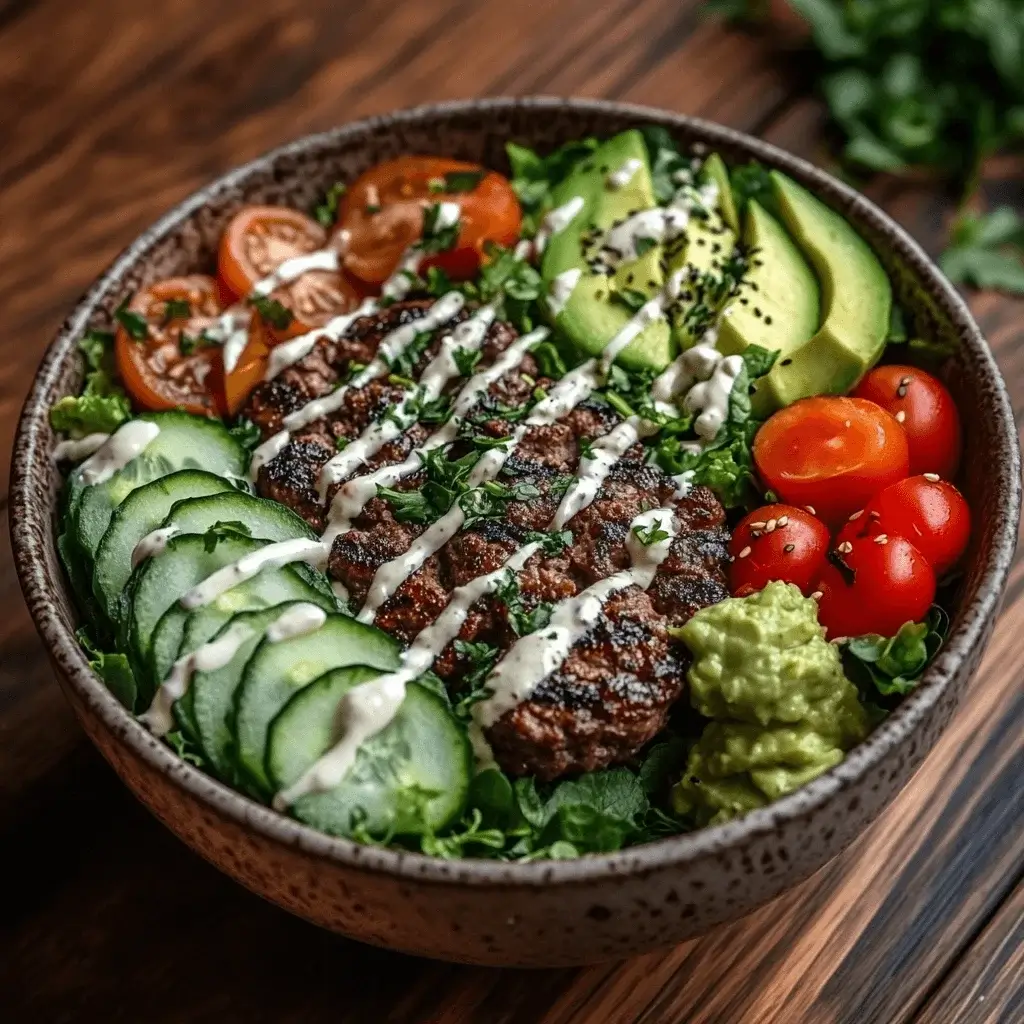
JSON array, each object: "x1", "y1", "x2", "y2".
[
  {"x1": 753, "y1": 396, "x2": 910, "y2": 526},
  {"x1": 217, "y1": 206, "x2": 363, "y2": 336},
  {"x1": 114, "y1": 275, "x2": 229, "y2": 416},
  {"x1": 729, "y1": 504, "x2": 830, "y2": 597},
  {"x1": 814, "y1": 533, "x2": 936, "y2": 639},
  {"x1": 837, "y1": 476, "x2": 971, "y2": 577},
  {"x1": 335, "y1": 156, "x2": 521, "y2": 285},
  {"x1": 852, "y1": 364, "x2": 962, "y2": 479}
]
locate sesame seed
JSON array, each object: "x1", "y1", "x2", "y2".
[
  {"x1": 765, "y1": 518, "x2": 777, "y2": 533},
  {"x1": 749, "y1": 521, "x2": 767, "y2": 531},
  {"x1": 777, "y1": 515, "x2": 789, "y2": 527},
  {"x1": 810, "y1": 591, "x2": 823, "y2": 601},
  {"x1": 805, "y1": 505, "x2": 816, "y2": 515},
  {"x1": 738, "y1": 546, "x2": 752, "y2": 559},
  {"x1": 784, "y1": 543, "x2": 795, "y2": 553},
  {"x1": 874, "y1": 533, "x2": 889, "y2": 544},
  {"x1": 837, "y1": 541, "x2": 853, "y2": 554},
  {"x1": 900, "y1": 375, "x2": 912, "y2": 387},
  {"x1": 924, "y1": 472, "x2": 940, "y2": 482},
  {"x1": 844, "y1": 419, "x2": 852, "y2": 428},
  {"x1": 849, "y1": 510, "x2": 863, "y2": 521},
  {"x1": 895, "y1": 410, "x2": 906, "y2": 423}
]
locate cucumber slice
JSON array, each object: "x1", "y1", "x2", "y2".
[
  {"x1": 188, "y1": 602, "x2": 311, "y2": 780},
  {"x1": 124, "y1": 532, "x2": 267, "y2": 699},
  {"x1": 149, "y1": 561, "x2": 337, "y2": 702},
  {"x1": 234, "y1": 614, "x2": 401, "y2": 796},
  {"x1": 68, "y1": 411, "x2": 247, "y2": 567},
  {"x1": 92, "y1": 470, "x2": 236, "y2": 629},
  {"x1": 268, "y1": 671, "x2": 471, "y2": 838}
]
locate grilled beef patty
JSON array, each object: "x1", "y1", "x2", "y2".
[{"x1": 244, "y1": 299, "x2": 731, "y2": 780}]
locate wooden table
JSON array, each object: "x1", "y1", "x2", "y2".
[{"x1": 2, "y1": 2, "x2": 1021, "y2": 1020}]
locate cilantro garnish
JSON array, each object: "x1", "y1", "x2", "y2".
[
  {"x1": 452, "y1": 346, "x2": 482, "y2": 377},
  {"x1": 313, "y1": 181, "x2": 347, "y2": 227},
  {"x1": 427, "y1": 170, "x2": 485, "y2": 194},
  {"x1": 249, "y1": 294, "x2": 295, "y2": 330},
  {"x1": 633, "y1": 520, "x2": 671, "y2": 546},
  {"x1": 161, "y1": 297, "x2": 191, "y2": 325},
  {"x1": 114, "y1": 298, "x2": 149, "y2": 341},
  {"x1": 421, "y1": 203, "x2": 461, "y2": 253},
  {"x1": 494, "y1": 570, "x2": 553, "y2": 636}
]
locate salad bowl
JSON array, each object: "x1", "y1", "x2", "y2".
[{"x1": 11, "y1": 97, "x2": 1020, "y2": 967}]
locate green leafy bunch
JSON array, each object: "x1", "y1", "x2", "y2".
[{"x1": 50, "y1": 331, "x2": 131, "y2": 437}]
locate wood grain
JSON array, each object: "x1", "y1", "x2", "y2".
[{"x1": 1, "y1": 1, "x2": 1021, "y2": 1021}]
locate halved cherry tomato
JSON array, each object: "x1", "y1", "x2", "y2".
[
  {"x1": 753, "y1": 396, "x2": 910, "y2": 526},
  {"x1": 836, "y1": 476, "x2": 971, "y2": 577},
  {"x1": 853, "y1": 364, "x2": 962, "y2": 478},
  {"x1": 814, "y1": 534, "x2": 936, "y2": 639},
  {"x1": 729, "y1": 504, "x2": 829, "y2": 597},
  {"x1": 217, "y1": 206, "x2": 363, "y2": 337},
  {"x1": 114, "y1": 275, "x2": 229, "y2": 416},
  {"x1": 336, "y1": 156, "x2": 521, "y2": 284}
]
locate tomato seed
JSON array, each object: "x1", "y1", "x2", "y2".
[
  {"x1": 738, "y1": 546, "x2": 751, "y2": 558},
  {"x1": 765, "y1": 518, "x2": 778, "y2": 533},
  {"x1": 848, "y1": 510, "x2": 863, "y2": 521},
  {"x1": 837, "y1": 541, "x2": 853, "y2": 554},
  {"x1": 873, "y1": 534, "x2": 889, "y2": 544},
  {"x1": 749, "y1": 521, "x2": 767, "y2": 530},
  {"x1": 895, "y1": 410, "x2": 906, "y2": 423},
  {"x1": 777, "y1": 515, "x2": 789, "y2": 527}
]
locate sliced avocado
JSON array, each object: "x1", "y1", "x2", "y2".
[
  {"x1": 542, "y1": 130, "x2": 674, "y2": 371},
  {"x1": 666, "y1": 154, "x2": 741, "y2": 348},
  {"x1": 716, "y1": 200, "x2": 820, "y2": 401},
  {"x1": 750, "y1": 173, "x2": 891, "y2": 414}
]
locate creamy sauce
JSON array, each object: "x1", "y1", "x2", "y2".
[
  {"x1": 607, "y1": 157, "x2": 643, "y2": 189},
  {"x1": 78, "y1": 421, "x2": 160, "y2": 486},
  {"x1": 53, "y1": 432, "x2": 109, "y2": 463},
  {"x1": 140, "y1": 620, "x2": 255, "y2": 737},
  {"x1": 264, "y1": 333, "x2": 319, "y2": 380},
  {"x1": 548, "y1": 268, "x2": 582, "y2": 317},
  {"x1": 221, "y1": 329, "x2": 250, "y2": 375},
  {"x1": 251, "y1": 249, "x2": 341, "y2": 298},
  {"x1": 131, "y1": 525, "x2": 180, "y2": 568},
  {"x1": 684, "y1": 353, "x2": 744, "y2": 441},
  {"x1": 179, "y1": 537, "x2": 329, "y2": 610},
  {"x1": 273, "y1": 542, "x2": 542, "y2": 809},
  {"x1": 598, "y1": 268, "x2": 686, "y2": 374},
  {"x1": 471, "y1": 508, "x2": 678, "y2": 739},
  {"x1": 265, "y1": 602, "x2": 328, "y2": 643},
  {"x1": 533, "y1": 195, "x2": 585, "y2": 255}
]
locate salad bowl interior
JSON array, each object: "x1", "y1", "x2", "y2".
[{"x1": 11, "y1": 97, "x2": 1020, "y2": 967}]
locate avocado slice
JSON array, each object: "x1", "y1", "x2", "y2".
[
  {"x1": 749, "y1": 173, "x2": 891, "y2": 414},
  {"x1": 666, "y1": 154, "x2": 741, "y2": 348},
  {"x1": 716, "y1": 200, "x2": 820, "y2": 405},
  {"x1": 541, "y1": 130, "x2": 673, "y2": 371}
]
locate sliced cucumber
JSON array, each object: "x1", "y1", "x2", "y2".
[
  {"x1": 68, "y1": 411, "x2": 247, "y2": 568},
  {"x1": 234, "y1": 614, "x2": 401, "y2": 796},
  {"x1": 268, "y1": 672, "x2": 471, "y2": 839},
  {"x1": 92, "y1": 470, "x2": 237, "y2": 629},
  {"x1": 124, "y1": 532, "x2": 267, "y2": 699}
]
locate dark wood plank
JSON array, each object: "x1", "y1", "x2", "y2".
[{"x1": 916, "y1": 880, "x2": 1024, "y2": 1024}]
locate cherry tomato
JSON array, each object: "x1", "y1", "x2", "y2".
[
  {"x1": 853, "y1": 364, "x2": 962, "y2": 478},
  {"x1": 837, "y1": 476, "x2": 971, "y2": 577},
  {"x1": 114, "y1": 275, "x2": 229, "y2": 416},
  {"x1": 336, "y1": 156, "x2": 521, "y2": 285},
  {"x1": 217, "y1": 206, "x2": 363, "y2": 336},
  {"x1": 753, "y1": 396, "x2": 910, "y2": 526},
  {"x1": 814, "y1": 534, "x2": 936, "y2": 639},
  {"x1": 729, "y1": 504, "x2": 829, "y2": 597}
]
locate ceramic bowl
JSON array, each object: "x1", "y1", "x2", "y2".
[{"x1": 11, "y1": 98, "x2": 1021, "y2": 967}]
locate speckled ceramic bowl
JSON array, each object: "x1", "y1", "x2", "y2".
[{"x1": 11, "y1": 98, "x2": 1021, "y2": 967}]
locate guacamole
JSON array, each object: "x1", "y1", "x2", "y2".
[{"x1": 672, "y1": 582, "x2": 867, "y2": 826}]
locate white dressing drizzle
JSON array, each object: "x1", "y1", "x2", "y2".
[
  {"x1": 533, "y1": 195, "x2": 585, "y2": 255},
  {"x1": 140, "y1": 620, "x2": 256, "y2": 737},
  {"x1": 607, "y1": 157, "x2": 642, "y2": 189},
  {"x1": 265, "y1": 602, "x2": 328, "y2": 643},
  {"x1": 273, "y1": 542, "x2": 541, "y2": 809},
  {"x1": 251, "y1": 249, "x2": 341, "y2": 298},
  {"x1": 179, "y1": 537, "x2": 329, "y2": 610},
  {"x1": 548, "y1": 268, "x2": 582, "y2": 317},
  {"x1": 131, "y1": 525, "x2": 180, "y2": 568},
  {"x1": 598, "y1": 268, "x2": 686, "y2": 374},
  {"x1": 78, "y1": 421, "x2": 160, "y2": 486},
  {"x1": 53, "y1": 432, "x2": 110, "y2": 463},
  {"x1": 470, "y1": 508, "x2": 678, "y2": 739}
]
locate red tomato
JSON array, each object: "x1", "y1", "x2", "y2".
[
  {"x1": 114, "y1": 275, "x2": 228, "y2": 417},
  {"x1": 837, "y1": 476, "x2": 971, "y2": 577},
  {"x1": 814, "y1": 534, "x2": 936, "y2": 639},
  {"x1": 853, "y1": 364, "x2": 962, "y2": 478},
  {"x1": 336, "y1": 156, "x2": 521, "y2": 284},
  {"x1": 218, "y1": 206, "x2": 363, "y2": 337},
  {"x1": 753, "y1": 396, "x2": 910, "y2": 526},
  {"x1": 729, "y1": 504, "x2": 830, "y2": 597}
]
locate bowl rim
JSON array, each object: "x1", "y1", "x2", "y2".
[{"x1": 12, "y1": 95, "x2": 1021, "y2": 888}]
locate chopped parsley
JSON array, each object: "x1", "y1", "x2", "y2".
[
  {"x1": 178, "y1": 331, "x2": 217, "y2": 355},
  {"x1": 202, "y1": 520, "x2": 252, "y2": 552},
  {"x1": 427, "y1": 170, "x2": 485, "y2": 194},
  {"x1": 451, "y1": 638, "x2": 500, "y2": 720},
  {"x1": 459, "y1": 479, "x2": 541, "y2": 529},
  {"x1": 378, "y1": 447, "x2": 479, "y2": 525},
  {"x1": 114, "y1": 298, "x2": 149, "y2": 341},
  {"x1": 494, "y1": 570, "x2": 553, "y2": 636},
  {"x1": 453, "y1": 346, "x2": 482, "y2": 377},
  {"x1": 633, "y1": 520, "x2": 671, "y2": 546},
  {"x1": 524, "y1": 528, "x2": 573, "y2": 556},
  {"x1": 313, "y1": 181, "x2": 347, "y2": 227},
  {"x1": 249, "y1": 294, "x2": 294, "y2": 330},
  {"x1": 161, "y1": 297, "x2": 191, "y2": 325},
  {"x1": 422, "y1": 203, "x2": 461, "y2": 253},
  {"x1": 384, "y1": 330, "x2": 433, "y2": 378}
]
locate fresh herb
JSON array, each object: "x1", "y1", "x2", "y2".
[
  {"x1": 384, "y1": 330, "x2": 433, "y2": 378},
  {"x1": 421, "y1": 265, "x2": 455, "y2": 297},
  {"x1": 530, "y1": 339, "x2": 569, "y2": 380},
  {"x1": 493, "y1": 570, "x2": 553, "y2": 636},
  {"x1": 459, "y1": 480, "x2": 541, "y2": 530},
  {"x1": 402, "y1": 390, "x2": 452, "y2": 426},
  {"x1": 161, "y1": 297, "x2": 191, "y2": 324},
  {"x1": 633, "y1": 519, "x2": 671, "y2": 546},
  {"x1": 202, "y1": 520, "x2": 252, "y2": 552},
  {"x1": 334, "y1": 435, "x2": 350, "y2": 451},
  {"x1": 76, "y1": 626, "x2": 136, "y2": 710},
  {"x1": 364, "y1": 204, "x2": 381, "y2": 215},
  {"x1": 249, "y1": 294, "x2": 295, "y2": 330},
  {"x1": 177, "y1": 331, "x2": 217, "y2": 356},
  {"x1": 376, "y1": 486, "x2": 432, "y2": 524},
  {"x1": 578, "y1": 437, "x2": 598, "y2": 461},
  {"x1": 378, "y1": 447, "x2": 479, "y2": 524},
  {"x1": 729, "y1": 161, "x2": 779, "y2": 218},
  {"x1": 524, "y1": 528, "x2": 573, "y2": 556},
  {"x1": 639, "y1": 125, "x2": 693, "y2": 204},
  {"x1": 421, "y1": 203, "x2": 461, "y2": 254},
  {"x1": 114, "y1": 298, "x2": 150, "y2": 341},
  {"x1": 421, "y1": 808, "x2": 507, "y2": 858},
  {"x1": 451, "y1": 638, "x2": 500, "y2": 720},
  {"x1": 611, "y1": 286, "x2": 649, "y2": 313},
  {"x1": 506, "y1": 138, "x2": 600, "y2": 234},
  {"x1": 427, "y1": 170, "x2": 485, "y2": 194},
  {"x1": 50, "y1": 330, "x2": 131, "y2": 437},
  {"x1": 228, "y1": 417, "x2": 261, "y2": 451},
  {"x1": 476, "y1": 243, "x2": 543, "y2": 331},
  {"x1": 939, "y1": 207, "x2": 1024, "y2": 295},
  {"x1": 633, "y1": 236, "x2": 658, "y2": 258},
  {"x1": 453, "y1": 346, "x2": 483, "y2": 377},
  {"x1": 312, "y1": 181, "x2": 347, "y2": 227},
  {"x1": 166, "y1": 729, "x2": 207, "y2": 768}
]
